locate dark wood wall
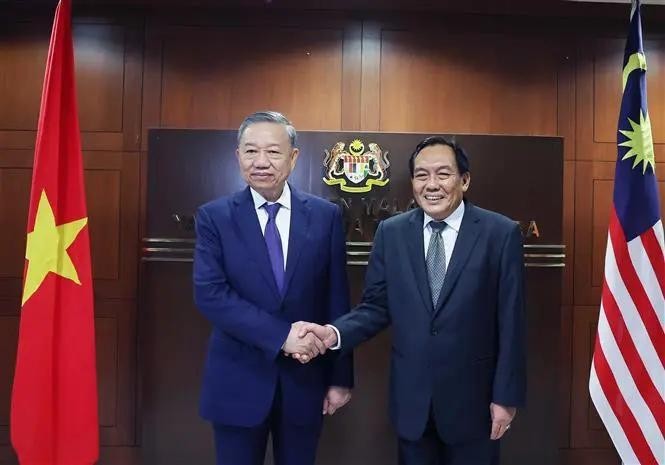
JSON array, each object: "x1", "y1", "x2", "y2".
[{"x1": 2, "y1": 3, "x2": 665, "y2": 464}]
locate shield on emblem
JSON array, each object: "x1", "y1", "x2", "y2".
[{"x1": 343, "y1": 155, "x2": 369, "y2": 184}]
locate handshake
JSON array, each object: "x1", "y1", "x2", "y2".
[{"x1": 282, "y1": 322, "x2": 339, "y2": 363}]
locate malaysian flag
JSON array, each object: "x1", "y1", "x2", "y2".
[{"x1": 588, "y1": 1, "x2": 665, "y2": 464}]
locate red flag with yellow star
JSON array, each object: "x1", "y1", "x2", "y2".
[{"x1": 10, "y1": 0, "x2": 99, "y2": 464}]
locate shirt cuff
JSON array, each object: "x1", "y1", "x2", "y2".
[{"x1": 325, "y1": 324, "x2": 341, "y2": 350}]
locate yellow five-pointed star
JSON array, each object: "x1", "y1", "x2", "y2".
[{"x1": 22, "y1": 190, "x2": 88, "y2": 306}]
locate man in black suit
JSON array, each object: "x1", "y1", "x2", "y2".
[{"x1": 296, "y1": 136, "x2": 526, "y2": 465}]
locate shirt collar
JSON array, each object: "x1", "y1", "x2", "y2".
[
  {"x1": 423, "y1": 200, "x2": 465, "y2": 233},
  {"x1": 250, "y1": 183, "x2": 292, "y2": 211}
]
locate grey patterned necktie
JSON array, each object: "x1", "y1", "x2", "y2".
[{"x1": 426, "y1": 221, "x2": 447, "y2": 307}]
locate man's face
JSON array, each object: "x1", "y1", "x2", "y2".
[
  {"x1": 236, "y1": 122, "x2": 299, "y2": 201},
  {"x1": 411, "y1": 144, "x2": 470, "y2": 221}
]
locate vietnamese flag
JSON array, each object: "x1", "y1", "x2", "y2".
[{"x1": 10, "y1": 0, "x2": 99, "y2": 464}]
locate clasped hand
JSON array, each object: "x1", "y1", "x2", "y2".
[
  {"x1": 282, "y1": 322, "x2": 351, "y2": 415},
  {"x1": 282, "y1": 321, "x2": 338, "y2": 364}
]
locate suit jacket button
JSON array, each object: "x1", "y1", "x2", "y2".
[{"x1": 431, "y1": 329, "x2": 438, "y2": 336}]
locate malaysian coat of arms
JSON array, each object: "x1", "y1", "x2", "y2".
[{"x1": 323, "y1": 139, "x2": 390, "y2": 193}]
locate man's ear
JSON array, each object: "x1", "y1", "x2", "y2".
[
  {"x1": 461, "y1": 172, "x2": 471, "y2": 192},
  {"x1": 290, "y1": 147, "x2": 300, "y2": 169}
]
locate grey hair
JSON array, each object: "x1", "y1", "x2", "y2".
[{"x1": 237, "y1": 111, "x2": 297, "y2": 147}]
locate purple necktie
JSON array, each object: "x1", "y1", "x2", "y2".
[{"x1": 263, "y1": 203, "x2": 285, "y2": 292}]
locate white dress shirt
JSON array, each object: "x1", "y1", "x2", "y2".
[
  {"x1": 329, "y1": 201, "x2": 466, "y2": 350},
  {"x1": 250, "y1": 183, "x2": 291, "y2": 270}
]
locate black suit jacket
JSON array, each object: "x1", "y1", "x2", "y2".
[{"x1": 334, "y1": 201, "x2": 526, "y2": 443}]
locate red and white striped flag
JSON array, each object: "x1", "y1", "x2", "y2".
[{"x1": 589, "y1": 2, "x2": 665, "y2": 465}]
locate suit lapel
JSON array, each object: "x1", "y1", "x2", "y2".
[
  {"x1": 231, "y1": 187, "x2": 281, "y2": 299},
  {"x1": 283, "y1": 186, "x2": 310, "y2": 297},
  {"x1": 406, "y1": 209, "x2": 435, "y2": 312},
  {"x1": 433, "y1": 202, "x2": 482, "y2": 317}
]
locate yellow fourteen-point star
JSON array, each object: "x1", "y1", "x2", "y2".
[
  {"x1": 22, "y1": 190, "x2": 88, "y2": 306},
  {"x1": 619, "y1": 110, "x2": 656, "y2": 174}
]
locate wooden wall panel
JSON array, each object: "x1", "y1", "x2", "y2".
[
  {"x1": 0, "y1": 19, "x2": 143, "y2": 152},
  {"x1": 0, "y1": 299, "x2": 136, "y2": 448},
  {"x1": 570, "y1": 306, "x2": 614, "y2": 449},
  {"x1": 360, "y1": 21, "x2": 381, "y2": 131},
  {"x1": 561, "y1": 448, "x2": 620, "y2": 465},
  {"x1": 97, "y1": 315, "x2": 118, "y2": 428},
  {"x1": 141, "y1": 15, "x2": 363, "y2": 149},
  {"x1": 97, "y1": 299, "x2": 137, "y2": 446},
  {"x1": 558, "y1": 52, "x2": 577, "y2": 162},
  {"x1": 591, "y1": 178, "x2": 614, "y2": 290},
  {"x1": 577, "y1": 37, "x2": 665, "y2": 162},
  {"x1": 87, "y1": 169, "x2": 122, "y2": 280},
  {"x1": 593, "y1": 38, "x2": 665, "y2": 145},
  {"x1": 72, "y1": 24, "x2": 125, "y2": 133},
  {"x1": 85, "y1": 152, "x2": 140, "y2": 299},
  {"x1": 378, "y1": 30, "x2": 559, "y2": 134},
  {"x1": 559, "y1": 46, "x2": 576, "y2": 307},
  {"x1": 144, "y1": 23, "x2": 353, "y2": 137},
  {"x1": 0, "y1": 25, "x2": 45, "y2": 133},
  {"x1": 0, "y1": 312, "x2": 19, "y2": 438},
  {"x1": 563, "y1": 160, "x2": 575, "y2": 306},
  {"x1": 559, "y1": 305, "x2": 573, "y2": 448},
  {"x1": 0, "y1": 161, "x2": 31, "y2": 282},
  {"x1": 0, "y1": 297, "x2": 19, "y2": 453},
  {"x1": 0, "y1": 150, "x2": 32, "y2": 298},
  {"x1": 574, "y1": 161, "x2": 665, "y2": 305},
  {"x1": 0, "y1": 151, "x2": 139, "y2": 299},
  {"x1": 340, "y1": 23, "x2": 362, "y2": 130}
]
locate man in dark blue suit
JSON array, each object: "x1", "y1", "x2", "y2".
[
  {"x1": 193, "y1": 111, "x2": 353, "y2": 465},
  {"x1": 297, "y1": 137, "x2": 526, "y2": 465}
]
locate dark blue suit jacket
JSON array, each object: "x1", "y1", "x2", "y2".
[
  {"x1": 334, "y1": 201, "x2": 526, "y2": 443},
  {"x1": 193, "y1": 185, "x2": 353, "y2": 427}
]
